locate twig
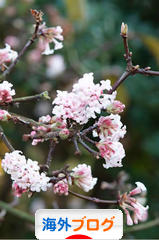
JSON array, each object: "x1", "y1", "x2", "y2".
[
  {"x1": 0, "y1": 200, "x2": 34, "y2": 223},
  {"x1": 109, "y1": 71, "x2": 132, "y2": 94},
  {"x1": 0, "y1": 126, "x2": 15, "y2": 152},
  {"x1": 73, "y1": 136, "x2": 81, "y2": 155},
  {"x1": 125, "y1": 217, "x2": 159, "y2": 233},
  {"x1": 69, "y1": 190, "x2": 118, "y2": 204},
  {"x1": 109, "y1": 23, "x2": 159, "y2": 94},
  {"x1": 46, "y1": 140, "x2": 56, "y2": 167},
  {"x1": 9, "y1": 112, "x2": 49, "y2": 128},
  {"x1": 78, "y1": 135, "x2": 99, "y2": 158},
  {"x1": 51, "y1": 165, "x2": 70, "y2": 177},
  {"x1": 11, "y1": 91, "x2": 50, "y2": 104},
  {"x1": 1, "y1": 15, "x2": 41, "y2": 78},
  {"x1": 81, "y1": 123, "x2": 98, "y2": 136},
  {"x1": 82, "y1": 135, "x2": 97, "y2": 145}
]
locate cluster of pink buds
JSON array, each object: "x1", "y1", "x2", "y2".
[
  {"x1": 24, "y1": 115, "x2": 70, "y2": 145},
  {"x1": 107, "y1": 100, "x2": 125, "y2": 114},
  {"x1": 53, "y1": 175, "x2": 69, "y2": 196},
  {"x1": 0, "y1": 81, "x2": 15, "y2": 104},
  {"x1": 0, "y1": 109, "x2": 11, "y2": 121},
  {"x1": 119, "y1": 182, "x2": 149, "y2": 225}
]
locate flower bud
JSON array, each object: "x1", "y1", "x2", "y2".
[
  {"x1": 59, "y1": 128, "x2": 70, "y2": 140},
  {"x1": 121, "y1": 22, "x2": 128, "y2": 36}
]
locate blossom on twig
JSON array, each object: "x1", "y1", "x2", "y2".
[
  {"x1": 0, "y1": 44, "x2": 17, "y2": 66},
  {"x1": 0, "y1": 81, "x2": 15, "y2": 103},
  {"x1": 119, "y1": 182, "x2": 149, "y2": 225},
  {"x1": 71, "y1": 164, "x2": 97, "y2": 192},
  {"x1": 96, "y1": 140, "x2": 125, "y2": 169},
  {"x1": 38, "y1": 23, "x2": 63, "y2": 55}
]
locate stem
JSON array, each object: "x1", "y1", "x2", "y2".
[
  {"x1": 125, "y1": 217, "x2": 159, "y2": 233},
  {"x1": 0, "y1": 201, "x2": 34, "y2": 223},
  {"x1": 69, "y1": 190, "x2": 118, "y2": 204},
  {"x1": 0, "y1": 126, "x2": 15, "y2": 152}
]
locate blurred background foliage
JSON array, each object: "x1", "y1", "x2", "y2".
[{"x1": 0, "y1": 0, "x2": 159, "y2": 238}]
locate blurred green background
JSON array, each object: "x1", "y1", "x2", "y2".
[{"x1": 1, "y1": 0, "x2": 159, "y2": 238}]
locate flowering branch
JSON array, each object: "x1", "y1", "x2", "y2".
[{"x1": 1, "y1": 10, "x2": 43, "y2": 79}]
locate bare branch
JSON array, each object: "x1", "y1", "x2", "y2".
[
  {"x1": 69, "y1": 190, "x2": 118, "y2": 204},
  {"x1": 0, "y1": 126, "x2": 15, "y2": 152}
]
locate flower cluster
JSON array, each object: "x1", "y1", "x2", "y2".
[
  {"x1": 1, "y1": 151, "x2": 51, "y2": 197},
  {"x1": 0, "y1": 44, "x2": 17, "y2": 66},
  {"x1": 119, "y1": 182, "x2": 149, "y2": 225},
  {"x1": 95, "y1": 114, "x2": 126, "y2": 169},
  {"x1": 38, "y1": 23, "x2": 63, "y2": 55},
  {"x1": 52, "y1": 73, "x2": 116, "y2": 124},
  {"x1": 0, "y1": 109, "x2": 11, "y2": 121},
  {"x1": 53, "y1": 164, "x2": 97, "y2": 196},
  {"x1": 0, "y1": 81, "x2": 15, "y2": 104},
  {"x1": 71, "y1": 164, "x2": 97, "y2": 192}
]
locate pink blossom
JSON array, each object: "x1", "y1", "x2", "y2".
[
  {"x1": 129, "y1": 182, "x2": 147, "y2": 196},
  {"x1": 71, "y1": 164, "x2": 97, "y2": 192},
  {"x1": 96, "y1": 140, "x2": 125, "y2": 169},
  {"x1": 0, "y1": 109, "x2": 11, "y2": 121},
  {"x1": 0, "y1": 44, "x2": 17, "y2": 65},
  {"x1": 12, "y1": 183, "x2": 27, "y2": 197},
  {"x1": 107, "y1": 100, "x2": 125, "y2": 114},
  {"x1": 96, "y1": 114, "x2": 126, "y2": 141},
  {"x1": 52, "y1": 73, "x2": 116, "y2": 124},
  {"x1": 53, "y1": 179, "x2": 69, "y2": 196},
  {"x1": 119, "y1": 182, "x2": 149, "y2": 225},
  {"x1": 0, "y1": 81, "x2": 15, "y2": 103},
  {"x1": 38, "y1": 23, "x2": 63, "y2": 55}
]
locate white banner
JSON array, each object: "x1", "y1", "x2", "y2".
[{"x1": 35, "y1": 209, "x2": 123, "y2": 239}]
